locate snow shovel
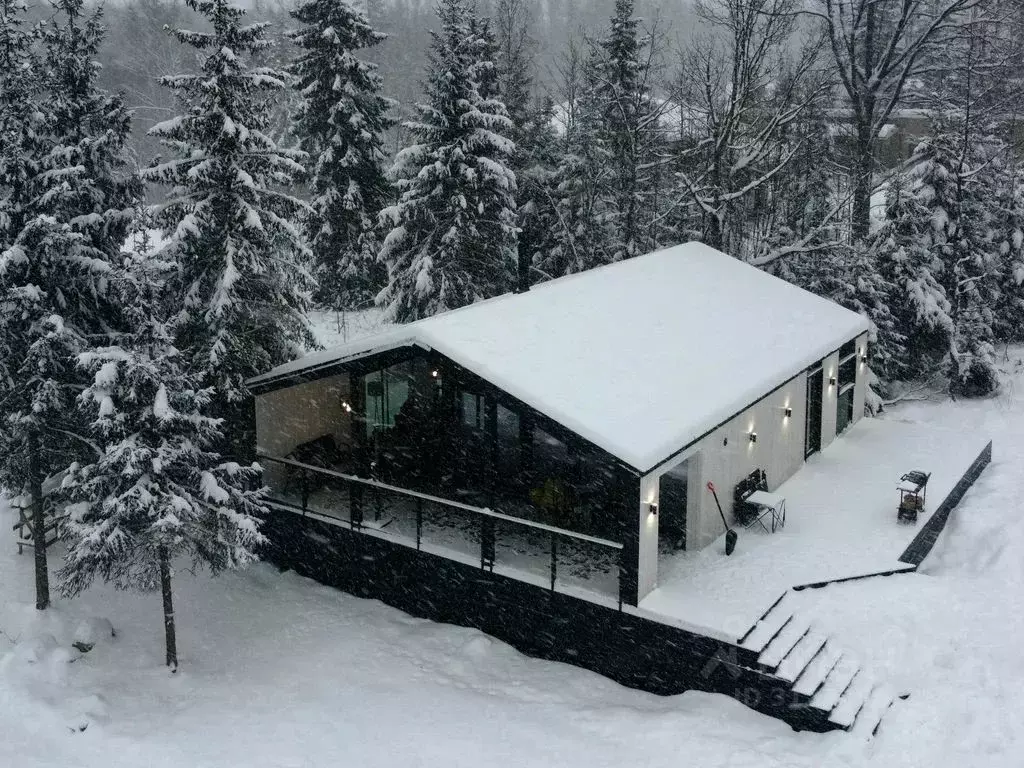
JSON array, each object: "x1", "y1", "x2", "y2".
[{"x1": 706, "y1": 481, "x2": 737, "y2": 556}]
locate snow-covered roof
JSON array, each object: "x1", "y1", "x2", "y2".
[{"x1": 251, "y1": 243, "x2": 869, "y2": 473}]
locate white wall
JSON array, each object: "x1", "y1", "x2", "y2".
[
  {"x1": 636, "y1": 372, "x2": 809, "y2": 599},
  {"x1": 820, "y1": 349, "x2": 840, "y2": 451},
  {"x1": 853, "y1": 332, "x2": 869, "y2": 424},
  {"x1": 637, "y1": 474, "x2": 660, "y2": 599},
  {"x1": 634, "y1": 332, "x2": 872, "y2": 601}
]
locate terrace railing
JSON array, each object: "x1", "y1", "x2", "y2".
[{"x1": 259, "y1": 454, "x2": 625, "y2": 609}]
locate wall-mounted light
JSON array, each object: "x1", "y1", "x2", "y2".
[
  {"x1": 860, "y1": 352, "x2": 868, "y2": 365},
  {"x1": 431, "y1": 369, "x2": 440, "y2": 378},
  {"x1": 342, "y1": 401, "x2": 353, "y2": 413},
  {"x1": 784, "y1": 406, "x2": 793, "y2": 418},
  {"x1": 749, "y1": 432, "x2": 758, "y2": 444},
  {"x1": 648, "y1": 502, "x2": 658, "y2": 516},
  {"x1": 829, "y1": 376, "x2": 836, "y2": 387}
]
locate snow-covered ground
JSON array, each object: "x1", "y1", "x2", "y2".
[
  {"x1": 308, "y1": 307, "x2": 392, "y2": 350},
  {"x1": 641, "y1": 417, "x2": 989, "y2": 640},
  {"x1": 1, "y1": 349, "x2": 1023, "y2": 767}
]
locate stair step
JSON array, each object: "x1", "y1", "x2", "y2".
[
  {"x1": 759, "y1": 613, "x2": 813, "y2": 669},
  {"x1": 810, "y1": 658, "x2": 860, "y2": 711},
  {"x1": 829, "y1": 670, "x2": 876, "y2": 728},
  {"x1": 741, "y1": 594, "x2": 794, "y2": 652},
  {"x1": 850, "y1": 686, "x2": 896, "y2": 737},
  {"x1": 776, "y1": 629, "x2": 828, "y2": 682},
  {"x1": 793, "y1": 643, "x2": 843, "y2": 697}
]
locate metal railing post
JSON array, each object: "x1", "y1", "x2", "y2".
[
  {"x1": 481, "y1": 516, "x2": 495, "y2": 571},
  {"x1": 550, "y1": 532, "x2": 557, "y2": 592},
  {"x1": 301, "y1": 468, "x2": 309, "y2": 517},
  {"x1": 617, "y1": 547, "x2": 623, "y2": 611}
]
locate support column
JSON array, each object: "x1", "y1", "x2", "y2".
[
  {"x1": 617, "y1": 472, "x2": 643, "y2": 607},
  {"x1": 637, "y1": 473, "x2": 659, "y2": 601}
]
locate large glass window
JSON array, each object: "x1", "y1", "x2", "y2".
[
  {"x1": 836, "y1": 341, "x2": 857, "y2": 434},
  {"x1": 496, "y1": 404, "x2": 521, "y2": 478},
  {"x1": 364, "y1": 361, "x2": 415, "y2": 437},
  {"x1": 496, "y1": 404, "x2": 519, "y2": 441},
  {"x1": 461, "y1": 392, "x2": 484, "y2": 429},
  {"x1": 838, "y1": 355, "x2": 856, "y2": 387}
]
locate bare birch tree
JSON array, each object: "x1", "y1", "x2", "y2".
[
  {"x1": 673, "y1": 0, "x2": 827, "y2": 256},
  {"x1": 808, "y1": 0, "x2": 981, "y2": 243}
]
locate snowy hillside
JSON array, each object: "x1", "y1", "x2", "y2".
[{"x1": 1, "y1": 350, "x2": 1023, "y2": 767}]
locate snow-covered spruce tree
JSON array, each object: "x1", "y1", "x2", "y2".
[
  {"x1": 287, "y1": 0, "x2": 394, "y2": 313},
  {"x1": 991, "y1": 163, "x2": 1024, "y2": 343},
  {"x1": 537, "y1": 38, "x2": 615, "y2": 278},
  {"x1": 913, "y1": 124, "x2": 999, "y2": 396},
  {"x1": 60, "y1": 264, "x2": 266, "y2": 671},
  {"x1": 491, "y1": 0, "x2": 566, "y2": 289},
  {"x1": 514, "y1": 95, "x2": 562, "y2": 287},
  {"x1": 144, "y1": 0, "x2": 316, "y2": 458},
  {"x1": 587, "y1": 0, "x2": 665, "y2": 260},
  {"x1": 869, "y1": 165, "x2": 953, "y2": 387},
  {"x1": 377, "y1": 0, "x2": 518, "y2": 322},
  {"x1": 0, "y1": 0, "x2": 140, "y2": 610},
  {"x1": 592, "y1": 0, "x2": 640, "y2": 259},
  {"x1": 0, "y1": 0, "x2": 39, "y2": 275}
]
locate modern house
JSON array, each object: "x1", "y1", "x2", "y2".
[
  {"x1": 248, "y1": 242, "x2": 990, "y2": 733},
  {"x1": 250, "y1": 242, "x2": 869, "y2": 606}
]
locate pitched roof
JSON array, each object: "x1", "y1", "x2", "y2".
[{"x1": 250, "y1": 243, "x2": 869, "y2": 473}]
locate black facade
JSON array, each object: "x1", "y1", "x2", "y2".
[{"x1": 262, "y1": 508, "x2": 840, "y2": 733}]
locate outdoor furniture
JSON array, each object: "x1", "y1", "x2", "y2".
[
  {"x1": 733, "y1": 469, "x2": 778, "y2": 532},
  {"x1": 745, "y1": 490, "x2": 787, "y2": 533},
  {"x1": 897, "y1": 470, "x2": 930, "y2": 524}
]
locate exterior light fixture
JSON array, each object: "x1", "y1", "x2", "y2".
[
  {"x1": 749, "y1": 432, "x2": 758, "y2": 444},
  {"x1": 431, "y1": 369, "x2": 440, "y2": 378},
  {"x1": 342, "y1": 401, "x2": 353, "y2": 413},
  {"x1": 648, "y1": 502, "x2": 658, "y2": 516},
  {"x1": 860, "y1": 352, "x2": 868, "y2": 364},
  {"x1": 829, "y1": 376, "x2": 837, "y2": 387},
  {"x1": 784, "y1": 407, "x2": 793, "y2": 418}
]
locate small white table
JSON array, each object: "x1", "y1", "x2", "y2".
[{"x1": 745, "y1": 490, "x2": 787, "y2": 533}]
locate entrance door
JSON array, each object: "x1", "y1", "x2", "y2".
[
  {"x1": 659, "y1": 461, "x2": 689, "y2": 551},
  {"x1": 805, "y1": 367, "x2": 823, "y2": 457}
]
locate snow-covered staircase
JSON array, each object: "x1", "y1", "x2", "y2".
[{"x1": 738, "y1": 592, "x2": 896, "y2": 736}]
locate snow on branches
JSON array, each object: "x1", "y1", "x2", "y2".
[{"x1": 376, "y1": 0, "x2": 518, "y2": 322}]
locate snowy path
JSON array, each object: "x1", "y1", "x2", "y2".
[{"x1": 2, "y1": 354, "x2": 1024, "y2": 767}]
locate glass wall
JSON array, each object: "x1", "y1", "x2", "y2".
[
  {"x1": 352, "y1": 356, "x2": 627, "y2": 541},
  {"x1": 836, "y1": 341, "x2": 857, "y2": 434},
  {"x1": 363, "y1": 361, "x2": 417, "y2": 438}
]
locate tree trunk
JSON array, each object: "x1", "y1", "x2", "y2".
[
  {"x1": 159, "y1": 546, "x2": 178, "y2": 671},
  {"x1": 851, "y1": 120, "x2": 875, "y2": 243},
  {"x1": 705, "y1": 209, "x2": 725, "y2": 251},
  {"x1": 28, "y1": 432, "x2": 50, "y2": 611}
]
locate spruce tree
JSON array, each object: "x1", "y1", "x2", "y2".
[
  {"x1": 871, "y1": 165, "x2": 953, "y2": 386},
  {"x1": 144, "y1": 0, "x2": 315, "y2": 457},
  {"x1": 921, "y1": 125, "x2": 1000, "y2": 396},
  {"x1": 540, "y1": 40, "x2": 615, "y2": 278},
  {"x1": 992, "y1": 164, "x2": 1024, "y2": 343},
  {"x1": 60, "y1": 261, "x2": 266, "y2": 671},
  {"x1": 377, "y1": 0, "x2": 518, "y2": 322},
  {"x1": 492, "y1": 0, "x2": 561, "y2": 289},
  {"x1": 547, "y1": 100, "x2": 614, "y2": 275},
  {"x1": 0, "y1": 0, "x2": 139, "y2": 610},
  {"x1": 288, "y1": 0, "x2": 394, "y2": 313},
  {"x1": 592, "y1": 0, "x2": 648, "y2": 259}
]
